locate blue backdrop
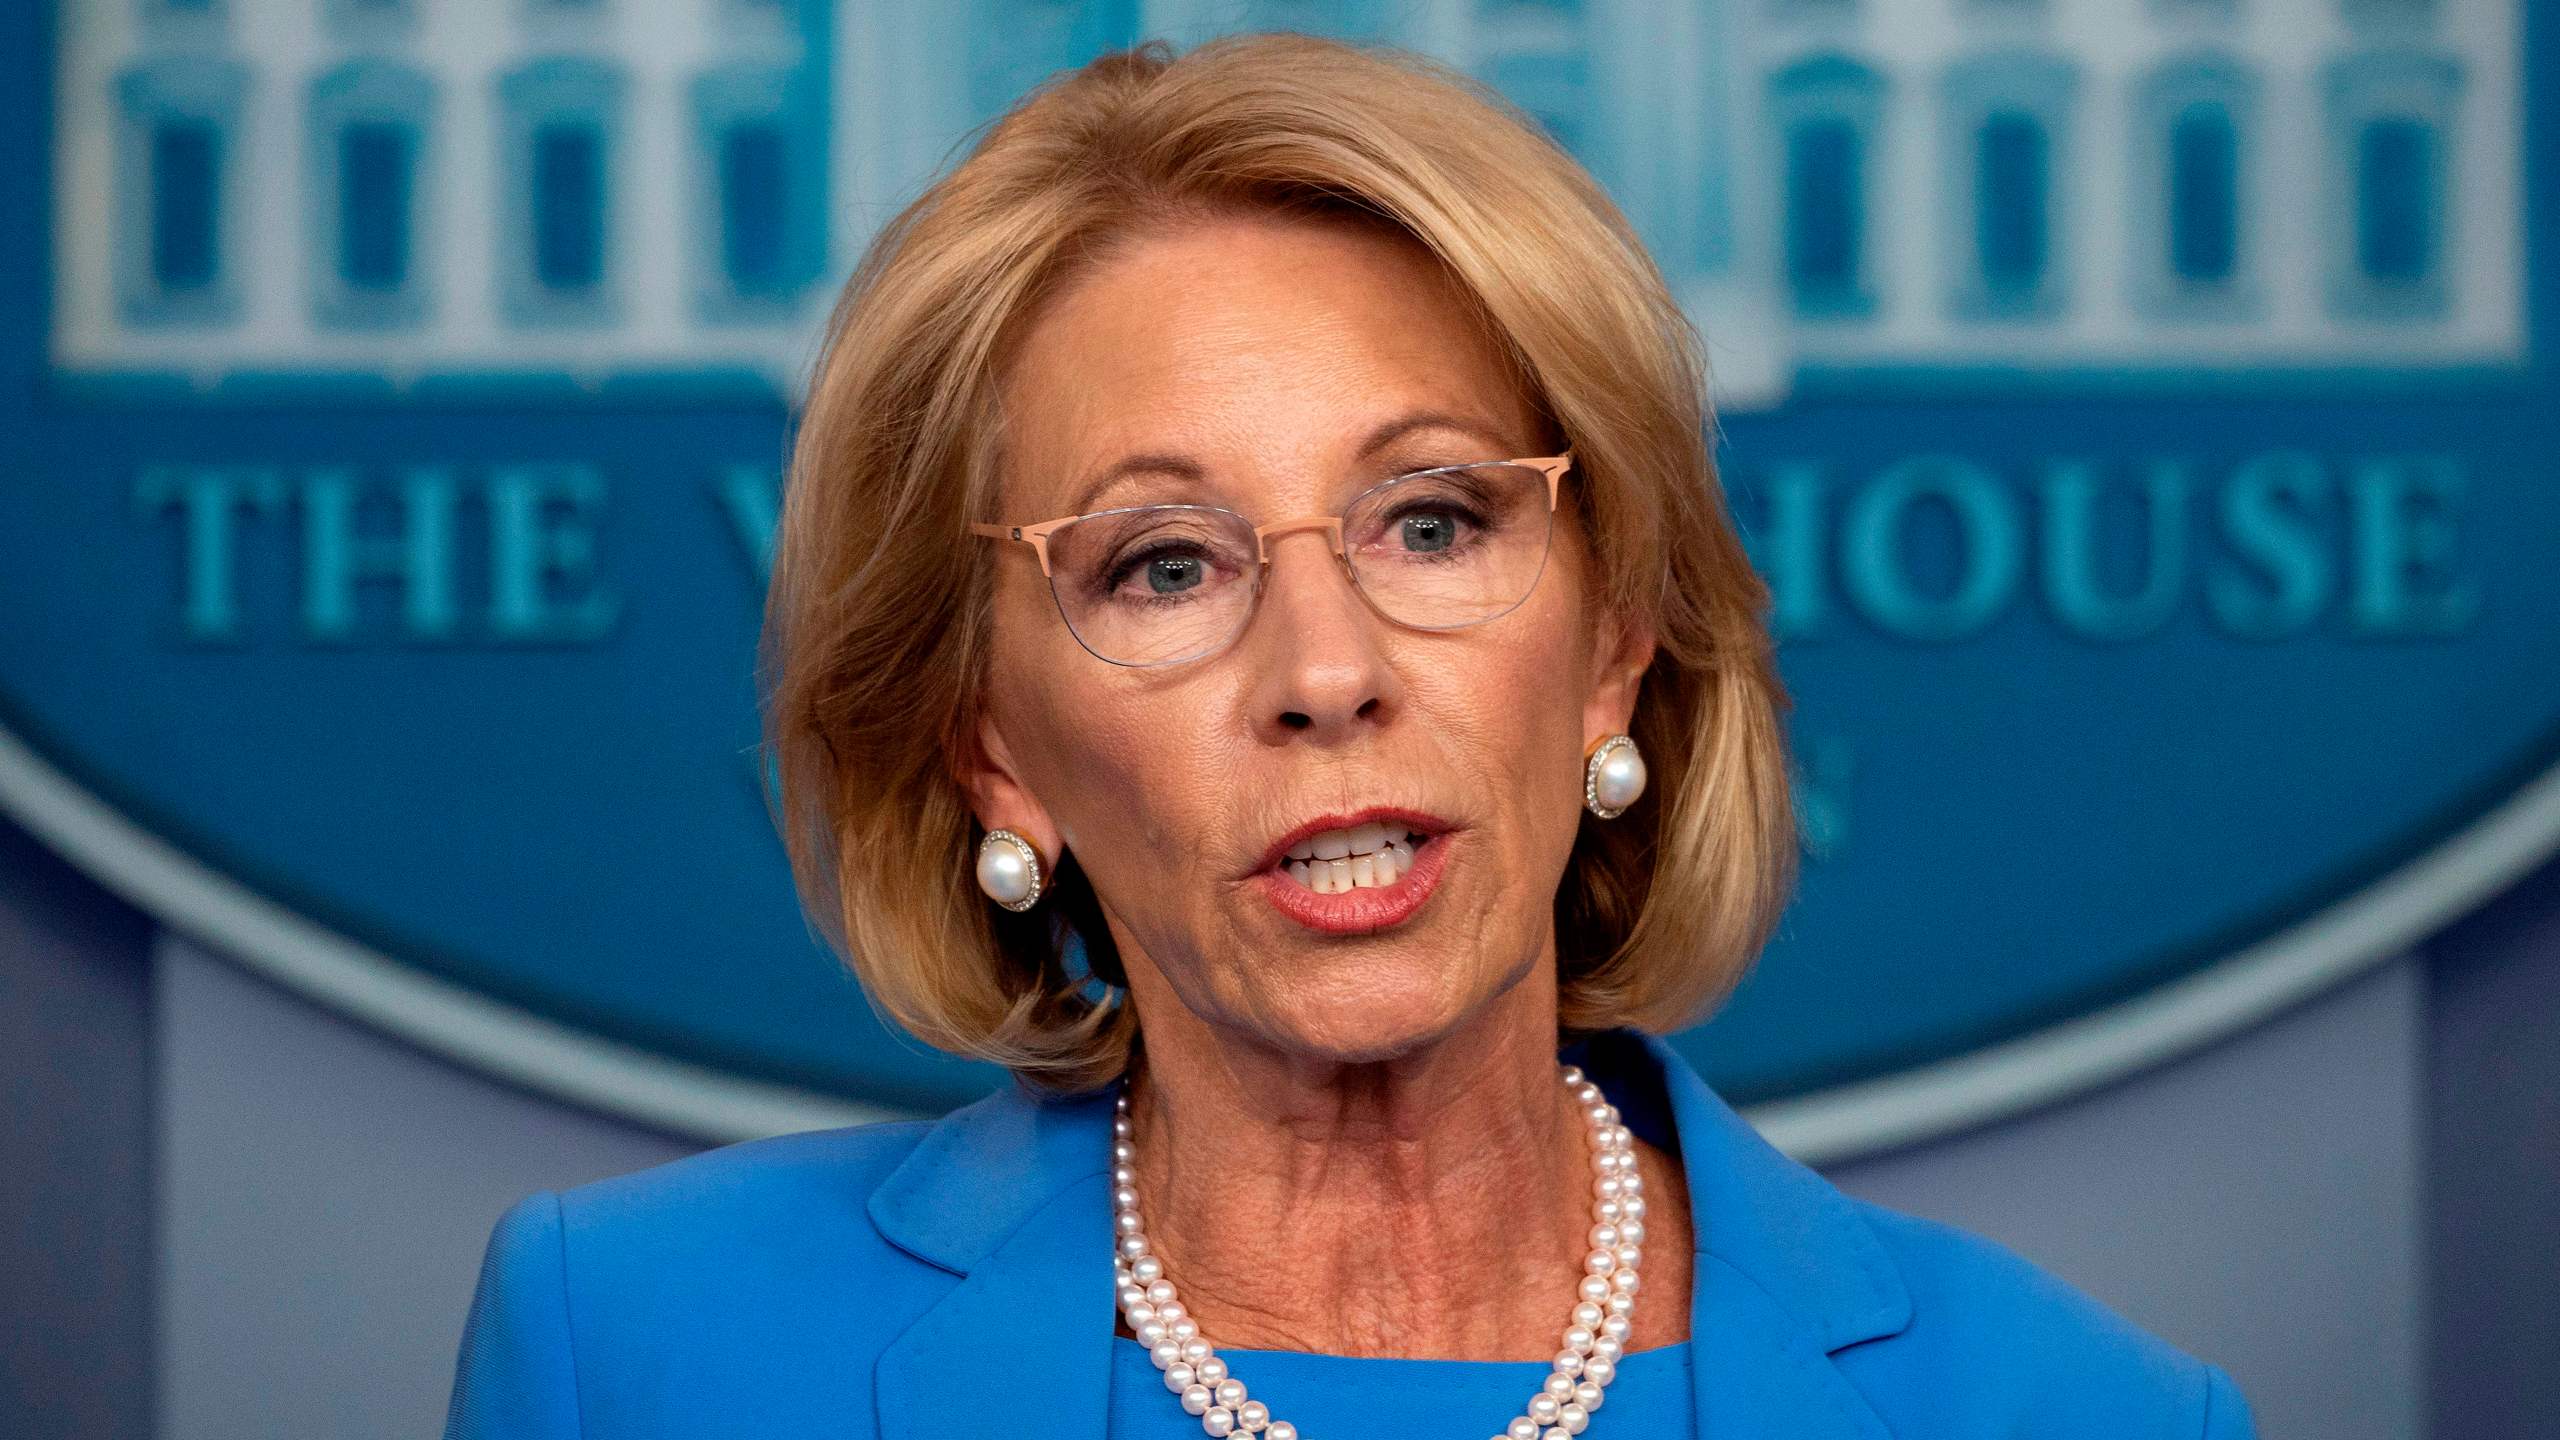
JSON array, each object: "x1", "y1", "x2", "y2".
[{"x1": 2, "y1": 0, "x2": 2551, "y2": 1124}]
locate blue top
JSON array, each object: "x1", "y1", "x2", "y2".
[
  {"x1": 442, "y1": 1026, "x2": 2257, "y2": 1440},
  {"x1": 1105, "y1": 1334, "x2": 1695, "y2": 1439}
]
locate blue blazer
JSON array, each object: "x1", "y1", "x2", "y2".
[{"x1": 443, "y1": 1028, "x2": 2256, "y2": 1438}]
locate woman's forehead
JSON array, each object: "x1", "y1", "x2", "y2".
[{"x1": 995, "y1": 219, "x2": 1537, "y2": 512}]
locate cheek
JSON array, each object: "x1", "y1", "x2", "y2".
[
  {"x1": 1482, "y1": 581, "x2": 1604, "y2": 848},
  {"x1": 1400, "y1": 607, "x2": 1593, "y2": 861},
  {"x1": 1423, "y1": 504, "x2": 1597, "y2": 736},
  {"x1": 1000, "y1": 662, "x2": 1237, "y2": 862},
  {"x1": 1512, "y1": 650, "x2": 1598, "y2": 820}
]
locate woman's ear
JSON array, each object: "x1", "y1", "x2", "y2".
[
  {"x1": 1583, "y1": 605, "x2": 1659, "y2": 745},
  {"x1": 951, "y1": 710, "x2": 1066, "y2": 864}
]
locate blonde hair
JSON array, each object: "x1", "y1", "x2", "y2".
[{"x1": 762, "y1": 31, "x2": 1798, "y2": 1095}]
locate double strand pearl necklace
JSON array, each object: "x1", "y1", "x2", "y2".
[{"x1": 1109, "y1": 1062, "x2": 1648, "y2": 1440}]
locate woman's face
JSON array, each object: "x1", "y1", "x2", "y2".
[{"x1": 968, "y1": 210, "x2": 1654, "y2": 1064}]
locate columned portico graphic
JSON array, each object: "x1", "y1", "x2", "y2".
[{"x1": 56, "y1": 1, "x2": 2522, "y2": 404}]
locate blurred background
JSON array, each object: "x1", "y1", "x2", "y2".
[{"x1": 2, "y1": 1, "x2": 2554, "y2": 1436}]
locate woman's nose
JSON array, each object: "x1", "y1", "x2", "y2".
[{"x1": 1239, "y1": 525, "x2": 1400, "y2": 741}]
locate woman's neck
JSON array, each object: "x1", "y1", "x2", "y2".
[{"x1": 1111, "y1": 961, "x2": 1692, "y2": 1360}]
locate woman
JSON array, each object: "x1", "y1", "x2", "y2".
[{"x1": 444, "y1": 32, "x2": 2255, "y2": 1440}]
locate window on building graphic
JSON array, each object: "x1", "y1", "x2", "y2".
[
  {"x1": 2321, "y1": 50, "x2": 2459, "y2": 320},
  {"x1": 719, "y1": 124, "x2": 786, "y2": 289},
  {"x1": 338, "y1": 123, "x2": 412, "y2": 289},
  {"x1": 498, "y1": 58, "x2": 622, "y2": 327},
  {"x1": 150, "y1": 121, "x2": 221, "y2": 291},
  {"x1": 306, "y1": 60, "x2": 433, "y2": 328},
  {"x1": 1769, "y1": 54, "x2": 1885, "y2": 319},
  {"x1": 2356, "y1": 118, "x2": 2432, "y2": 281},
  {"x1": 1941, "y1": 51, "x2": 2077, "y2": 320},
  {"x1": 2168, "y1": 106, "x2": 2238, "y2": 281},
  {"x1": 1976, "y1": 111, "x2": 2047, "y2": 289},
  {"x1": 1787, "y1": 120, "x2": 1862, "y2": 295},
  {"x1": 532, "y1": 123, "x2": 604, "y2": 290},
  {"x1": 115, "y1": 56, "x2": 248, "y2": 326},
  {"x1": 691, "y1": 63, "x2": 828, "y2": 319},
  {"x1": 2130, "y1": 55, "x2": 2260, "y2": 321}
]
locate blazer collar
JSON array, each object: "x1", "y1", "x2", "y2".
[{"x1": 869, "y1": 1028, "x2": 1909, "y2": 1439}]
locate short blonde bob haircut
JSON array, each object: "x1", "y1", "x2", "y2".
[{"x1": 763, "y1": 31, "x2": 1798, "y2": 1095}]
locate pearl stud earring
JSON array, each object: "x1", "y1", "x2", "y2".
[
  {"x1": 976, "y1": 828, "x2": 1045, "y2": 911},
  {"x1": 1584, "y1": 733, "x2": 1646, "y2": 819}
]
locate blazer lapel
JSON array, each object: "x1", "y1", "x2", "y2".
[
  {"x1": 1612, "y1": 1029, "x2": 1911, "y2": 1440},
  {"x1": 869, "y1": 1080, "x2": 1119, "y2": 1440},
  {"x1": 1688, "y1": 1250, "x2": 1901, "y2": 1440}
]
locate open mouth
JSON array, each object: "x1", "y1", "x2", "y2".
[
  {"x1": 1276, "y1": 820, "x2": 1428, "y2": 894},
  {"x1": 1250, "y1": 808, "x2": 1455, "y2": 935}
]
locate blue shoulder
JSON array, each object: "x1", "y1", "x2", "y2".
[
  {"x1": 545, "y1": 1112, "x2": 947, "y2": 1276},
  {"x1": 446, "y1": 1118, "x2": 950, "y2": 1438},
  {"x1": 544, "y1": 1118, "x2": 948, "y2": 1330},
  {"x1": 1838, "y1": 1200, "x2": 2258, "y2": 1439},
  {"x1": 558, "y1": 1116, "x2": 937, "y2": 1231}
]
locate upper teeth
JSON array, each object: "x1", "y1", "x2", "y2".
[{"x1": 1282, "y1": 821, "x2": 1423, "y2": 895}]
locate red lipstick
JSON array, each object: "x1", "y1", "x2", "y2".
[{"x1": 1251, "y1": 810, "x2": 1454, "y2": 936}]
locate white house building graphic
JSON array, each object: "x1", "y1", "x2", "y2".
[{"x1": 50, "y1": 0, "x2": 2524, "y2": 406}]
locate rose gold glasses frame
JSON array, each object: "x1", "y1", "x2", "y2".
[
  {"x1": 972, "y1": 448, "x2": 1566, "y2": 666},
  {"x1": 968, "y1": 451, "x2": 1572, "y2": 578},
  {"x1": 967, "y1": 452, "x2": 1574, "y2": 666}
]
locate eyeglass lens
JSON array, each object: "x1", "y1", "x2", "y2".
[{"x1": 1040, "y1": 462, "x2": 1555, "y2": 667}]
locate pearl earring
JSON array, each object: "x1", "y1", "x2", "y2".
[
  {"x1": 1584, "y1": 733, "x2": 1646, "y2": 819},
  {"x1": 976, "y1": 828, "x2": 1045, "y2": 911}
]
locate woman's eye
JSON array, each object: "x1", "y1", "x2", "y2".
[
  {"x1": 1108, "y1": 546, "x2": 1208, "y2": 596},
  {"x1": 1394, "y1": 507, "x2": 1473, "y2": 553},
  {"x1": 1139, "y1": 554, "x2": 1204, "y2": 593}
]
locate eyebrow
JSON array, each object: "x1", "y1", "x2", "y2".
[{"x1": 1057, "y1": 409, "x2": 1517, "y2": 518}]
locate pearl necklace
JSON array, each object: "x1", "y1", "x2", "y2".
[{"x1": 1110, "y1": 1063, "x2": 1647, "y2": 1440}]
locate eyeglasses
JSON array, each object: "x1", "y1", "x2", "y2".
[{"x1": 970, "y1": 453, "x2": 1572, "y2": 667}]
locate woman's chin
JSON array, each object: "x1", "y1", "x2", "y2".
[{"x1": 1249, "y1": 970, "x2": 1484, "y2": 1065}]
